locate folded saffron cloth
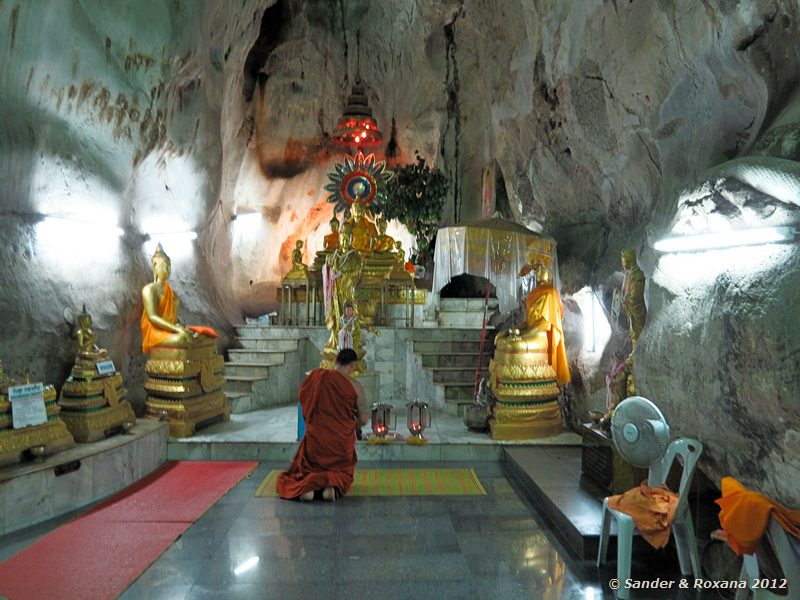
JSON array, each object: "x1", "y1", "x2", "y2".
[
  {"x1": 187, "y1": 325, "x2": 219, "y2": 338},
  {"x1": 607, "y1": 483, "x2": 679, "y2": 548},
  {"x1": 716, "y1": 476, "x2": 800, "y2": 556}
]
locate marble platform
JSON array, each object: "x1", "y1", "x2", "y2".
[
  {"x1": 0, "y1": 420, "x2": 168, "y2": 536},
  {"x1": 167, "y1": 404, "x2": 581, "y2": 462}
]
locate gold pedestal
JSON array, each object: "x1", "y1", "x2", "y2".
[
  {"x1": 144, "y1": 340, "x2": 229, "y2": 438},
  {"x1": 59, "y1": 365, "x2": 136, "y2": 443},
  {"x1": 490, "y1": 399, "x2": 562, "y2": 440},
  {"x1": 488, "y1": 352, "x2": 562, "y2": 440},
  {"x1": 0, "y1": 385, "x2": 75, "y2": 465}
]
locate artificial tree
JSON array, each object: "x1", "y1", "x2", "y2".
[{"x1": 382, "y1": 153, "x2": 448, "y2": 264}]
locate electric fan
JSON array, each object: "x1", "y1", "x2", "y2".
[{"x1": 610, "y1": 396, "x2": 671, "y2": 475}]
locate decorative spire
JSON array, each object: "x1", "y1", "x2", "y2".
[{"x1": 151, "y1": 243, "x2": 170, "y2": 264}]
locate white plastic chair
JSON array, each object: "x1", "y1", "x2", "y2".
[
  {"x1": 597, "y1": 437, "x2": 704, "y2": 599},
  {"x1": 735, "y1": 516, "x2": 800, "y2": 600}
]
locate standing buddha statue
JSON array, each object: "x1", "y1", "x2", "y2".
[
  {"x1": 140, "y1": 243, "x2": 229, "y2": 437},
  {"x1": 621, "y1": 247, "x2": 647, "y2": 397},
  {"x1": 323, "y1": 216, "x2": 340, "y2": 251},
  {"x1": 321, "y1": 222, "x2": 366, "y2": 373}
]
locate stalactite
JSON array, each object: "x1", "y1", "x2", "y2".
[{"x1": 442, "y1": 4, "x2": 463, "y2": 223}]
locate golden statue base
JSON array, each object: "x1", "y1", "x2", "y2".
[
  {"x1": 144, "y1": 340, "x2": 229, "y2": 438},
  {"x1": 60, "y1": 401, "x2": 136, "y2": 443},
  {"x1": 59, "y1": 367, "x2": 137, "y2": 442},
  {"x1": 489, "y1": 399, "x2": 562, "y2": 440},
  {"x1": 0, "y1": 419, "x2": 76, "y2": 466},
  {"x1": 145, "y1": 390, "x2": 230, "y2": 438}
]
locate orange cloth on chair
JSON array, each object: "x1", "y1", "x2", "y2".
[
  {"x1": 141, "y1": 283, "x2": 178, "y2": 353},
  {"x1": 716, "y1": 477, "x2": 800, "y2": 556},
  {"x1": 276, "y1": 369, "x2": 359, "y2": 500},
  {"x1": 607, "y1": 483, "x2": 679, "y2": 548}
]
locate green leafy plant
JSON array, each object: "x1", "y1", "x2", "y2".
[{"x1": 381, "y1": 153, "x2": 448, "y2": 264}]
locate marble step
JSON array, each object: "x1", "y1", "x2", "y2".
[
  {"x1": 238, "y1": 338, "x2": 299, "y2": 351},
  {"x1": 235, "y1": 325, "x2": 307, "y2": 339},
  {"x1": 439, "y1": 298, "x2": 499, "y2": 311},
  {"x1": 414, "y1": 340, "x2": 484, "y2": 354},
  {"x1": 224, "y1": 362, "x2": 273, "y2": 378},
  {"x1": 432, "y1": 367, "x2": 477, "y2": 384},
  {"x1": 224, "y1": 375, "x2": 267, "y2": 394},
  {"x1": 224, "y1": 391, "x2": 255, "y2": 414},
  {"x1": 227, "y1": 349, "x2": 286, "y2": 364},
  {"x1": 437, "y1": 312, "x2": 489, "y2": 328},
  {"x1": 421, "y1": 352, "x2": 490, "y2": 368},
  {"x1": 411, "y1": 328, "x2": 491, "y2": 342}
]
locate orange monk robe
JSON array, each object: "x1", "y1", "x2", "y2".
[
  {"x1": 141, "y1": 283, "x2": 178, "y2": 353},
  {"x1": 608, "y1": 483, "x2": 679, "y2": 548},
  {"x1": 276, "y1": 369, "x2": 359, "y2": 499},
  {"x1": 525, "y1": 284, "x2": 571, "y2": 385},
  {"x1": 716, "y1": 477, "x2": 800, "y2": 556}
]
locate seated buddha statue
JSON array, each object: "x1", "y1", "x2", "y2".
[
  {"x1": 75, "y1": 305, "x2": 108, "y2": 360},
  {"x1": 141, "y1": 243, "x2": 217, "y2": 353},
  {"x1": 348, "y1": 201, "x2": 379, "y2": 253},
  {"x1": 370, "y1": 216, "x2": 395, "y2": 254},
  {"x1": 283, "y1": 239, "x2": 309, "y2": 282},
  {"x1": 323, "y1": 216, "x2": 340, "y2": 251},
  {"x1": 495, "y1": 260, "x2": 570, "y2": 385}
]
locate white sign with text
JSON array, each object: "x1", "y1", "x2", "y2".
[
  {"x1": 8, "y1": 382, "x2": 48, "y2": 429},
  {"x1": 96, "y1": 360, "x2": 116, "y2": 375}
]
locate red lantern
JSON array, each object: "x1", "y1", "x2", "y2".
[{"x1": 406, "y1": 399, "x2": 431, "y2": 444}]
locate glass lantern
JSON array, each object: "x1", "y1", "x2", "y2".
[
  {"x1": 370, "y1": 402, "x2": 395, "y2": 438},
  {"x1": 406, "y1": 399, "x2": 431, "y2": 443}
]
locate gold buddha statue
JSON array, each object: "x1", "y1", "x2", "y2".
[
  {"x1": 59, "y1": 306, "x2": 135, "y2": 442},
  {"x1": 621, "y1": 247, "x2": 647, "y2": 350},
  {"x1": 140, "y1": 244, "x2": 228, "y2": 437},
  {"x1": 488, "y1": 259, "x2": 569, "y2": 439},
  {"x1": 321, "y1": 222, "x2": 366, "y2": 373},
  {"x1": 348, "y1": 201, "x2": 379, "y2": 253},
  {"x1": 283, "y1": 239, "x2": 309, "y2": 282},
  {"x1": 323, "y1": 216, "x2": 340, "y2": 251},
  {"x1": 371, "y1": 216, "x2": 395, "y2": 254}
]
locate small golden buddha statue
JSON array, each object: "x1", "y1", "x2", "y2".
[
  {"x1": 75, "y1": 305, "x2": 104, "y2": 358},
  {"x1": 284, "y1": 240, "x2": 309, "y2": 282},
  {"x1": 371, "y1": 216, "x2": 395, "y2": 254},
  {"x1": 141, "y1": 244, "x2": 217, "y2": 353},
  {"x1": 348, "y1": 201, "x2": 379, "y2": 253},
  {"x1": 323, "y1": 216, "x2": 340, "y2": 251}
]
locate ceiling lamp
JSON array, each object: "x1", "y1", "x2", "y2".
[{"x1": 332, "y1": 77, "x2": 383, "y2": 149}]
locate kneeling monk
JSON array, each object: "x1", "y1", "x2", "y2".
[{"x1": 277, "y1": 349, "x2": 369, "y2": 501}]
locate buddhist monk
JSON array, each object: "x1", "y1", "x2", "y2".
[{"x1": 277, "y1": 348, "x2": 369, "y2": 501}]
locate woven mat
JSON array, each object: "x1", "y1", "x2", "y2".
[{"x1": 256, "y1": 467, "x2": 487, "y2": 497}]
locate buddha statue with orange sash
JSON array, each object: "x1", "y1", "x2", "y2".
[
  {"x1": 141, "y1": 244, "x2": 218, "y2": 352},
  {"x1": 488, "y1": 259, "x2": 569, "y2": 439},
  {"x1": 140, "y1": 244, "x2": 228, "y2": 437}
]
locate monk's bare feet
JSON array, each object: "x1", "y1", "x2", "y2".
[
  {"x1": 322, "y1": 487, "x2": 336, "y2": 502},
  {"x1": 300, "y1": 490, "x2": 314, "y2": 502}
]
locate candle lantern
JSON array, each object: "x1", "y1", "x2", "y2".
[
  {"x1": 406, "y1": 399, "x2": 431, "y2": 445},
  {"x1": 370, "y1": 402, "x2": 395, "y2": 438}
]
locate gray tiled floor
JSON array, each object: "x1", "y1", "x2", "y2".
[{"x1": 0, "y1": 460, "x2": 728, "y2": 600}]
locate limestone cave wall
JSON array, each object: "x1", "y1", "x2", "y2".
[{"x1": 1, "y1": 0, "x2": 798, "y2": 502}]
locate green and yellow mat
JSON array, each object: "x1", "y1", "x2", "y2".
[{"x1": 256, "y1": 468, "x2": 487, "y2": 497}]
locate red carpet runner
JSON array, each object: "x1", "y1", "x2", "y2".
[{"x1": 0, "y1": 460, "x2": 257, "y2": 600}]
